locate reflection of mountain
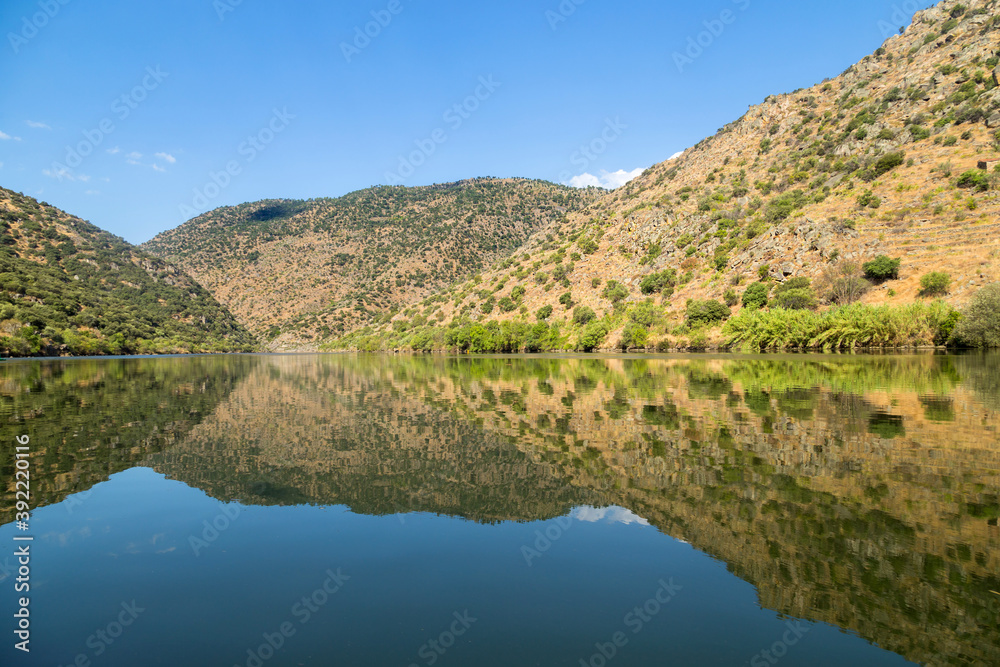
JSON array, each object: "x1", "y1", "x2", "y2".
[
  {"x1": 3, "y1": 353, "x2": 998, "y2": 665},
  {"x1": 146, "y1": 356, "x2": 596, "y2": 522},
  {"x1": 0, "y1": 356, "x2": 256, "y2": 522},
  {"x1": 148, "y1": 354, "x2": 999, "y2": 667}
]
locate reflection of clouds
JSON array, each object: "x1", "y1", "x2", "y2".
[
  {"x1": 44, "y1": 525, "x2": 93, "y2": 547},
  {"x1": 571, "y1": 506, "x2": 650, "y2": 526}
]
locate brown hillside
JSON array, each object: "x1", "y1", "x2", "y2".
[
  {"x1": 142, "y1": 178, "x2": 600, "y2": 350},
  {"x1": 377, "y1": 0, "x2": 1000, "y2": 349}
]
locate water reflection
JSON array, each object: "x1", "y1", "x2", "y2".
[{"x1": 2, "y1": 352, "x2": 998, "y2": 666}]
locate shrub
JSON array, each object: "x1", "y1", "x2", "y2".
[
  {"x1": 573, "y1": 306, "x2": 597, "y2": 325},
  {"x1": 952, "y1": 283, "x2": 1000, "y2": 347},
  {"x1": 957, "y1": 169, "x2": 990, "y2": 192},
  {"x1": 742, "y1": 282, "x2": 771, "y2": 310},
  {"x1": 857, "y1": 190, "x2": 881, "y2": 209},
  {"x1": 511, "y1": 285, "x2": 526, "y2": 301},
  {"x1": 578, "y1": 237, "x2": 599, "y2": 254},
  {"x1": 536, "y1": 305, "x2": 554, "y2": 321},
  {"x1": 559, "y1": 292, "x2": 573, "y2": 309},
  {"x1": 640, "y1": 269, "x2": 678, "y2": 295},
  {"x1": 629, "y1": 300, "x2": 662, "y2": 327},
  {"x1": 686, "y1": 299, "x2": 731, "y2": 326},
  {"x1": 863, "y1": 255, "x2": 901, "y2": 281},
  {"x1": 498, "y1": 297, "x2": 517, "y2": 313},
  {"x1": 773, "y1": 277, "x2": 818, "y2": 310},
  {"x1": 577, "y1": 321, "x2": 608, "y2": 351},
  {"x1": 723, "y1": 288, "x2": 738, "y2": 307},
  {"x1": 919, "y1": 271, "x2": 951, "y2": 296},
  {"x1": 620, "y1": 322, "x2": 649, "y2": 350},
  {"x1": 601, "y1": 280, "x2": 629, "y2": 304}
]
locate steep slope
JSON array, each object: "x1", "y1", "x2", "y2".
[
  {"x1": 142, "y1": 178, "x2": 601, "y2": 350},
  {"x1": 0, "y1": 187, "x2": 255, "y2": 356},
  {"x1": 341, "y1": 0, "x2": 1000, "y2": 352}
]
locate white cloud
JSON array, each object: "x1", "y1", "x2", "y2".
[
  {"x1": 127, "y1": 151, "x2": 142, "y2": 160},
  {"x1": 0, "y1": 162, "x2": 3, "y2": 169},
  {"x1": 571, "y1": 506, "x2": 650, "y2": 526},
  {"x1": 106, "y1": 146, "x2": 121, "y2": 155},
  {"x1": 25, "y1": 120, "x2": 51, "y2": 130},
  {"x1": 155, "y1": 152, "x2": 176, "y2": 164},
  {"x1": 78, "y1": 174, "x2": 90, "y2": 182},
  {"x1": 0, "y1": 130, "x2": 10, "y2": 140},
  {"x1": 85, "y1": 190, "x2": 100, "y2": 196},
  {"x1": 566, "y1": 167, "x2": 645, "y2": 190},
  {"x1": 151, "y1": 164, "x2": 166, "y2": 172},
  {"x1": 42, "y1": 166, "x2": 90, "y2": 183}
]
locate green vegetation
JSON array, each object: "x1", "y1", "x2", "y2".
[
  {"x1": 952, "y1": 283, "x2": 1000, "y2": 347},
  {"x1": 639, "y1": 269, "x2": 677, "y2": 296},
  {"x1": 772, "y1": 277, "x2": 818, "y2": 310},
  {"x1": 686, "y1": 300, "x2": 730, "y2": 326},
  {"x1": 863, "y1": 255, "x2": 901, "y2": 282},
  {"x1": 956, "y1": 169, "x2": 990, "y2": 192},
  {"x1": 601, "y1": 280, "x2": 629, "y2": 305},
  {"x1": 573, "y1": 306, "x2": 597, "y2": 325},
  {"x1": 0, "y1": 188, "x2": 255, "y2": 357},
  {"x1": 919, "y1": 272, "x2": 951, "y2": 296},
  {"x1": 742, "y1": 282, "x2": 771, "y2": 310},
  {"x1": 724, "y1": 302, "x2": 960, "y2": 351}
]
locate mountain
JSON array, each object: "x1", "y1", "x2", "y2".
[
  {"x1": 0, "y1": 187, "x2": 255, "y2": 356},
  {"x1": 141, "y1": 178, "x2": 601, "y2": 350},
  {"x1": 335, "y1": 0, "x2": 1000, "y2": 352}
]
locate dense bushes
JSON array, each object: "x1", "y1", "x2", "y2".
[
  {"x1": 639, "y1": 269, "x2": 677, "y2": 295},
  {"x1": 724, "y1": 302, "x2": 961, "y2": 351},
  {"x1": 952, "y1": 283, "x2": 1000, "y2": 347},
  {"x1": 863, "y1": 255, "x2": 901, "y2": 281},
  {"x1": 919, "y1": 272, "x2": 951, "y2": 296},
  {"x1": 686, "y1": 300, "x2": 730, "y2": 326},
  {"x1": 742, "y1": 282, "x2": 771, "y2": 310},
  {"x1": 772, "y1": 278, "x2": 818, "y2": 310}
]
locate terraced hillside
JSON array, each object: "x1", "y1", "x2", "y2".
[
  {"x1": 338, "y1": 0, "x2": 1000, "y2": 353},
  {"x1": 0, "y1": 187, "x2": 255, "y2": 356},
  {"x1": 142, "y1": 178, "x2": 600, "y2": 350}
]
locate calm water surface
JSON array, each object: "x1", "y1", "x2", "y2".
[{"x1": 1, "y1": 353, "x2": 998, "y2": 666}]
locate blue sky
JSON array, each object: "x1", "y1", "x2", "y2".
[{"x1": 0, "y1": 0, "x2": 934, "y2": 244}]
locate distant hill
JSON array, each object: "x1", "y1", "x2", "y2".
[
  {"x1": 142, "y1": 178, "x2": 601, "y2": 350},
  {"x1": 0, "y1": 187, "x2": 255, "y2": 356},
  {"x1": 336, "y1": 0, "x2": 1000, "y2": 352}
]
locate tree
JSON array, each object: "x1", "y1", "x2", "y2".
[
  {"x1": 952, "y1": 283, "x2": 1000, "y2": 347},
  {"x1": 536, "y1": 305, "x2": 553, "y2": 321},
  {"x1": 573, "y1": 306, "x2": 597, "y2": 325},
  {"x1": 919, "y1": 272, "x2": 951, "y2": 296},
  {"x1": 686, "y1": 300, "x2": 730, "y2": 326},
  {"x1": 862, "y1": 255, "x2": 900, "y2": 282},
  {"x1": 577, "y1": 321, "x2": 608, "y2": 351},
  {"x1": 601, "y1": 280, "x2": 629, "y2": 305},
  {"x1": 742, "y1": 282, "x2": 771, "y2": 310},
  {"x1": 619, "y1": 322, "x2": 649, "y2": 350}
]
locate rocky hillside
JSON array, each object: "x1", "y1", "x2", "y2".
[
  {"x1": 343, "y1": 0, "x2": 1000, "y2": 351},
  {"x1": 142, "y1": 178, "x2": 600, "y2": 350},
  {"x1": 0, "y1": 187, "x2": 255, "y2": 356}
]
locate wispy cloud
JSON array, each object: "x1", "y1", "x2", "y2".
[
  {"x1": 106, "y1": 146, "x2": 121, "y2": 155},
  {"x1": 126, "y1": 151, "x2": 142, "y2": 165},
  {"x1": 0, "y1": 130, "x2": 10, "y2": 140},
  {"x1": 154, "y1": 152, "x2": 176, "y2": 164},
  {"x1": 25, "y1": 120, "x2": 51, "y2": 130},
  {"x1": 85, "y1": 190, "x2": 101, "y2": 196},
  {"x1": 151, "y1": 164, "x2": 166, "y2": 172},
  {"x1": 566, "y1": 167, "x2": 645, "y2": 190}
]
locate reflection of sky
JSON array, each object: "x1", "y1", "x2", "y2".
[{"x1": 571, "y1": 505, "x2": 650, "y2": 526}]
